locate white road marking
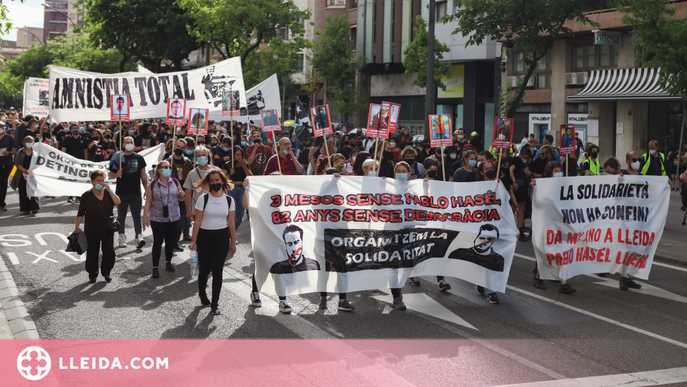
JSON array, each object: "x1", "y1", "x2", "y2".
[
  {"x1": 27, "y1": 250, "x2": 58, "y2": 264},
  {"x1": 58, "y1": 250, "x2": 84, "y2": 262},
  {"x1": 654, "y1": 261, "x2": 687, "y2": 273},
  {"x1": 593, "y1": 277, "x2": 687, "y2": 304},
  {"x1": 506, "y1": 285, "x2": 687, "y2": 350},
  {"x1": 371, "y1": 289, "x2": 478, "y2": 330},
  {"x1": 492, "y1": 366, "x2": 687, "y2": 387},
  {"x1": 6, "y1": 252, "x2": 19, "y2": 265}
]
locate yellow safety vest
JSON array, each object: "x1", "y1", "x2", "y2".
[
  {"x1": 640, "y1": 152, "x2": 666, "y2": 176},
  {"x1": 583, "y1": 158, "x2": 600, "y2": 175}
]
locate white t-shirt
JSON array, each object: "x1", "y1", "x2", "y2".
[{"x1": 194, "y1": 193, "x2": 235, "y2": 230}]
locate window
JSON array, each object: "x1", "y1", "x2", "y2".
[
  {"x1": 599, "y1": 45, "x2": 618, "y2": 66},
  {"x1": 296, "y1": 55, "x2": 304, "y2": 73},
  {"x1": 436, "y1": 1, "x2": 448, "y2": 18},
  {"x1": 276, "y1": 27, "x2": 288, "y2": 40},
  {"x1": 349, "y1": 0, "x2": 358, "y2": 9},
  {"x1": 350, "y1": 26, "x2": 357, "y2": 47},
  {"x1": 513, "y1": 49, "x2": 552, "y2": 89},
  {"x1": 575, "y1": 45, "x2": 617, "y2": 68},
  {"x1": 327, "y1": 0, "x2": 345, "y2": 6}
]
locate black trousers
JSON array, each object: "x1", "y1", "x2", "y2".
[
  {"x1": 150, "y1": 220, "x2": 178, "y2": 267},
  {"x1": 0, "y1": 165, "x2": 12, "y2": 208},
  {"x1": 117, "y1": 194, "x2": 142, "y2": 236},
  {"x1": 18, "y1": 174, "x2": 39, "y2": 212},
  {"x1": 197, "y1": 227, "x2": 230, "y2": 308},
  {"x1": 85, "y1": 234, "x2": 115, "y2": 277}
]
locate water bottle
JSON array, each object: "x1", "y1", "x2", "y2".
[{"x1": 189, "y1": 248, "x2": 198, "y2": 278}]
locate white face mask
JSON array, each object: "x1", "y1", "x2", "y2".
[
  {"x1": 125, "y1": 143, "x2": 135, "y2": 152},
  {"x1": 649, "y1": 149, "x2": 656, "y2": 155},
  {"x1": 26, "y1": 142, "x2": 34, "y2": 148},
  {"x1": 631, "y1": 161, "x2": 640, "y2": 170},
  {"x1": 0, "y1": 129, "x2": 4, "y2": 135}
]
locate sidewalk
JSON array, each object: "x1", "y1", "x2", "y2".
[
  {"x1": 0, "y1": 256, "x2": 38, "y2": 339},
  {"x1": 654, "y1": 190, "x2": 687, "y2": 267}
]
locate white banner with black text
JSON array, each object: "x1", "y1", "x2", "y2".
[{"x1": 23, "y1": 77, "x2": 50, "y2": 118}]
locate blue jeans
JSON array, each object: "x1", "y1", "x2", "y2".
[{"x1": 227, "y1": 184, "x2": 245, "y2": 230}]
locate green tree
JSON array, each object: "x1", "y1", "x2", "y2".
[
  {"x1": 79, "y1": 0, "x2": 200, "y2": 72},
  {"x1": 446, "y1": 0, "x2": 602, "y2": 118},
  {"x1": 619, "y1": 0, "x2": 687, "y2": 98},
  {"x1": 403, "y1": 16, "x2": 452, "y2": 91},
  {"x1": 0, "y1": 0, "x2": 23, "y2": 36},
  {"x1": 178, "y1": 0, "x2": 310, "y2": 67},
  {"x1": 311, "y1": 16, "x2": 367, "y2": 127}
]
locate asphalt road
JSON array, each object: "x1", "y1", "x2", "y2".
[{"x1": 1, "y1": 189, "x2": 687, "y2": 386}]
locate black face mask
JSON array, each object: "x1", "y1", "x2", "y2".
[
  {"x1": 383, "y1": 151, "x2": 394, "y2": 160},
  {"x1": 427, "y1": 170, "x2": 438, "y2": 179},
  {"x1": 591, "y1": 152, "x2": 599, "y2": 158},
  {"x1": 485, "y1": 170, "x2": 497, "y2": 179},
  {"x1": 423, "y1": 144, "x2": 430, "y2": 149},
  {"x1": 254, "y1": 139, "x2": 261, "y2": 144},
  {"x1": 210, "y1": 183, "x2": 222, "y2": 192},
  {"x1": 174, "y1": 148, "x2": 184, "y2": 156}
]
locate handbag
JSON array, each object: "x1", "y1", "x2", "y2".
[{"x1": 95, "y1": 193, "x2": 120, "y2": 233}]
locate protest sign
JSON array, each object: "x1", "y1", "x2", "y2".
[
  {"x1": 22, "y1": 77, "x2": 50, "y2": 118},
  {"x1": 429, "y1": 115, "x2": 452, "y2": 147},
  {"x1": 27, "y1": 143, "x2": 165, "y2": 197},
  {"x1": 249, "y1": 176, "x2": 518, "y2": 296},
  {"x1": 188, "y1": 108, "x2": 209, "y2": 135},
  {"x1": 560, "y1": 124, "x2": 576, "y2": 155},
  {"x1": 382, "y1": 101, "x2": 401, "y2": 133},
  {"x1": 366, "y1": 104, "x2": 390, "y2": 139},
  {"x1": 493, "y1": 118, "x2": 514, "y2": 149},
  {"x1": 310, "y1": 105, "x2": 333, "y2": 137},
  {"x1": 221, "y1": 88, "x2": 240, "y2": 117},
  {"x1": 260, "y1": 109, "x2": 281, "y2": 132},
  {"x1": 532, "y1": 175, "x2": 669, "y2": 281},
  {"x1": 111, "y1": 95, "x2": 130, "y2": 121},
  {"x1": 238, "y1": 73, "x2": 282, "y2": 125},
  {"x1": 48, "y1": 58, "x2": 246, "y2": 122},
  {"x1": 166, "y1": 98, "x2": 186, "y2": 126}
]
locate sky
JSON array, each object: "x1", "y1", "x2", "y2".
[{"x1": 4, "y1": 0, "x2": 46, "y2": 42}]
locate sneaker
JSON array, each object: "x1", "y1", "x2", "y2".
[
  {"x1": 211, "y1": 308, "x2": 221, "y2": 315},
  {"x1": 173, "y1": 244, "x2": 184, "y2": 252},
  {"x1": 0, "y1": 206, "x2": 6, "y2": 211},
  {"x1": 338, "y1": 299, "x2": 355, "y2": 312},
  {"x1": 152, "y1": 268, "x2": 160, "y2": 278},
  {"x1": 104, "y1": 275, "x2": 112, "y2": 283},
  {"x1": 250, "y1": 292, "x2": 262, "y2": 307},
  {"x1": 31, "y1": 210, "x2": 39, "y2": 214},
  {"x1": 199, "y1": 294, "x2": 211, "y2": 306},
  {"x1": 67, "y1": 197, "x2": 73, "y2": 203},
  {"x1": 183, "y1": 233, "x2": 192, "y2": 241},
  {"x1": 135, "y1": 234, "x2": 146, "y2": 249},
  {"x1": 519, "y1": 228, "x2": 528, "y2": 242},
  {"x1": 438, "y1": 279, "x2": 451, "y2": 292},
  {"x1": 74, "y1": 197, "x2": 80, "y2": 203},
  {"x1": 279, "y1": 301, "x2": 292, "y2": 314},
  {"x1": 533, "y1": 278, "x2": 546, "y2": 289},
  {"x1": 408, "y1": 277, "x2": 421, "y2": 286},
  {"x1": 89, "y1": 275, "x2": 97, "y2": 284},
  {"x1": 487, "y1": 293, "x2": 500, "y2": 304},
  {"x1": 626, "y1": 278, "x2": 642, "y2": 289},
  {"x1": 619, "y1": 277, "x2": 629, "y2": 291},
  {"x1": 319, "y1": 297, "x2": 328, "y2": 309},
  {"x1": 476, "y1": 285, "x2": 485, "y2": 296},
  {"x1": 118, "y1": 234, "x2": 126, "y2": 248},
  {"x1": 559, "y1": 283, "x2": 576, "y2": 294},
  {"x1": 165, "y1": 262, "x2": 175, "y2": 272},
  {"x1": 392, "y1": 297, "x2": 406, "y2": 311},
  {"x1": 20, "y1": 211, "x2": 30, "y2": 215}
]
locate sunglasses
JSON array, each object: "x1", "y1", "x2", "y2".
[
  {"x1": 630, "y1": 158, "x2": 640, "y2": 162},
  {"x1": 158, "y1": 166, "x2": 171, "y2": 170}
]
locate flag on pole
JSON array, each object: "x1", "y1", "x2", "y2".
[{"x1": 295, "y1": 97, "x2": 310, "y2": 125}]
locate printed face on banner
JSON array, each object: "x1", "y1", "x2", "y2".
[
  {"x1": 310, "y1": 105, "x2": 332, "y2": 137},
  {"x1": 261, "y1": 109, "x2": 281, "y2": 132},
  {"x1": 560, "y1": 124, "x2": 576, "y2": 155},
  {"x1": 166, "y1": 98, "x2": 186, "y2": 126},
  {"x1": 188, "y1": 108, "x2": 209, "y2": 135},
  {"x1": 366, "y1": 104, "x2": 390, "y2": 139},
  {"x1": 429, "y1": 114, "x2": 452, "y2": 147},
  {"x1": 382, "y1": 101, "x2": 401, "y2": 132},
  {"x1": 492, "y1": 118, "x2": 514, "y2": 149},
  {"x1": 222, "y1": 89, "x2": 240, "y2": 117},
  {"x1": 110, "y1": 95, "x2": 130, "y2": 121}
]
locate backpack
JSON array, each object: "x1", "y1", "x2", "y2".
[{"x1": 201, "y1": 193, "x2": 233, "y2": 212}]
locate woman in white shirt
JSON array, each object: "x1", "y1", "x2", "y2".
[{"x1": 189, "y1": 170, "x2": 237, "y2": 315}]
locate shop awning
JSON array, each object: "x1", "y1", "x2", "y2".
[{"x1": 567, "y1": 68, "x2": 675, "y2": 100}]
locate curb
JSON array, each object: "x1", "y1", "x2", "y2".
[
  {"x1": 0, "y1": 255, "x2": 39, "y2": 339},
  {"x1": 654, "y1": 255, "x2": 687, "y2": 268}
]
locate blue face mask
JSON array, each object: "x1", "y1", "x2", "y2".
[
  {"x1": 367, "y1": 171, "x2": 378, "y2": 177},
  {"x1": 396, "y1": 173, "x2": 408, "y2": 182},
  {"x1": 197, "y1": 156, "x2": 208, "y2": 166},
  {"x1": 241, "y1": 142, "x2": 247, "y2": 146},
  {"x1": 79, "y1": 127, "x2": 85, "y2": 132},
  {"x1": 282, "y1": 149, "x2": 289, "y2": 156},
  {"x1": 553, "y1": 172, "x2": 564, "y2": 178},
  {"x1": 129, "y1": 130, "x2": 135, "y2": 135},
  {"x1": 185, "y1": 150, "x2": 193, "y2": 156},
  {"x1": 94, "y1": 183, "x2": 104, "y2": 191},
  {"x1": 334, "y1": 147, "x2": 338, "y2": 152},
  {"x1": 222, "y1": 146, "x2": 230, "y2": 152},
  {"x1": 161, "y1": 168, "x2": 172, "y2": 178},
  {"x1": 468, "y1": 160, "x2": 477, "y2": 168},
  {"x1": 34, "y1": 124, "x2": 39, "y2": 129},
  {"x1": 72, "y1": 130, "x2": 79, "y2": 136},
  {"x1": 458, "y1": 135, "x2": 464, "y2": 139}
]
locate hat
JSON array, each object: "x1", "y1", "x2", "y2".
[
  {"x1": 454, "y1": 130, "x2": 460, "y2": 136},
  {"x1": 471, "y1": 131, "x2": 478, "y2": 137}
]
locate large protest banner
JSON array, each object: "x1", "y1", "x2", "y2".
[
  {"x1": 242, "y1": 73, "x2": 281, "y2": 124},
  {"x1": 48, "y1": 58, "x2": 246, "y2": 122},
  {"x1": 26, "y1": 143, "x2": 165, "y2": 197},
  {"x1": 532, "y1": 176, "x2": 670, "y2": 281},
  {"x1": 249, "y1": 176, "x2": 518, "y2": 296},
  {"x1": 23, "y1": 77, "x2": 50, "y2": 118}
]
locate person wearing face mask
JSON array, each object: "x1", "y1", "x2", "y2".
[
  {"x1": 78, "y1": 123, "x2": 93, "y2": 143},
  {"x1": 455, "y1": 128, "x2": 468, "y2": 151},
  {"x1": 401, "y1": 147, "x2": 426, "y2": 179},
  {"x1": 188, "y1": 170, "x2": 237, "y2": 315},
  {"x1": 264, "y1": 137, "x2": 303, "y2": 175},
  {"x1": 344, "y1": 148, "x2": 360, "y2": 174},
  {"x1": 62, "y1": 124, "x2": 89, "y2": 161},
  {"x1": 74, "y1": 170, "x2": 122, "y2": 284},
  {"x1": 372, "y1": 140, "x2": 395, "y2": 178},
  {"x1": 509, "y1": 147, "x2": 532, "y2": 240},
  {"x1": 10, "y1": 137, "x2": 39, "y2": 214},
  {"x1": 330, "y1": 153, "x2": 349, "y2": 176},
  {"x1": 621, "y1": 150, "x2": 641, "y2": 177},
  {"x1": 422, "y1": 157, "x2": 440, "y2": 180},
  {"x1": 388, "y1": 139, "x2": 401, "y2": 162},
  {"x1": 14, "y1": 114, "x2": 35, "y2": 145},
  {"x1": 421, "y1": 140, "x2": 434, "y2": 159},
  {"x1": 134, "y1": 123, "x2": 157, "y2": 151},
  {"x1": 22, "y1": 116, "x2": 40, "y2": 144},
  {"x1": 529, "y1": 145, "x2": 554, "y2": 179},
  {"x1": 88, "y1": 130, "x2": 106, "y2": 162},
  {"x1": 100, "y1": 131, "x2": 116, "y2": 161},
  {"x1": 582, "y1": 145, "x2": 601, "y2": 176},
  {"x1": 222, "y1": 145, "x2": 251, "y2": 230},
  {"x1": 183, "y1": 146, "x2": 217, "y2": 225},
  {"x1": 166, "y1": 139, "x2": 194, "y2": 248},
  {"x1": 298, "y1": 137, "x2": 313, "y2": 174},
  {"x1": 142, "y1": 161, "x2": 186, "y2": 278},
  {"x1": 212, "y1": 137, "x2": 233, "y2": 169},
  {"x1": 109, "y1": 136, "x2": 148, "y2": 249},
  {"x1": 54, "y1": 122, "x2": 70, "y2": 148},
  {"x1": 246, "y1": 130, "x2": 273, "y2": 175},
  {"x1": 639, "y1": 139, "x2": 671, "y2": 182},
  {"x1": 453, "y1": 150, "x2": 478, "y2": 183}
]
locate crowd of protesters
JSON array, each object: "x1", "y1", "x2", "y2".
[{"x1": 0, "y1": 105, "x2": 682, "y2": 315}]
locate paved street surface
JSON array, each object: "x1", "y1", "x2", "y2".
[{"x1": 1, "y1": 189, "x2": 687, "y2": 386}]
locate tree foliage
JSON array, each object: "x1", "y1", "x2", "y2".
[
  {"x1": 79, "y1": 0, "x2": 200, "y2": 72},
  {"x1": 619, "y1": 0, "x2": 687, "y2": 98},
  {"x1": 0, "y1": 0, "x2": 22, "y2": 37},
  {"x1": 178, "y1": 0, "x2": 310, "y2": 68},
  {"x1": 446, "y1": 0, "x2": 601, "y2": 117},
  {"x1": 403, "y1": 16, "x2": 452, "y2": 91},
  {"x1": 310, "y1": 16, "x2": 367, "y2": 127}
]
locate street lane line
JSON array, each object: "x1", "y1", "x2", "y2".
[
  {"x1": 506, "y1": 285, "x2": 687, "y2": 350},
  {"x1": 516, "y1": 252, "x2": 687, "y2": 273},
  {"x1": 491, "y1": 365, "x2": 687, "y2": 387},
  {"x1": 371, "y1": 290, "x2": 478, "y2": 330},
  {"x1": 6, "y1": 253, "x2": 18, "y2": 265}
]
